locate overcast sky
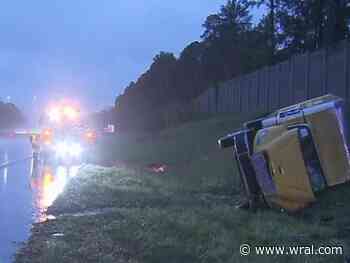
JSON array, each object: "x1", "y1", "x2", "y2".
[{"x1": 0, "y1": 0, "x2": 263, "y2": 116}]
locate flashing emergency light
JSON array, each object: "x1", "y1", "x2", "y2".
[
  {"x1": 63, "y1": 106, "x2": 79, "y2": 120},
  {"x1": 41, "y1": 128, "x2": 53, "y2": 145},
  {"x1": 85, "y1": 130, "x2": 97, "y2": 143},
  {"x1": 48, "y1": 107, "x2": 61, "y2": 123},
  {"x1": 47, "y1": 103, "x2": 80, "y2": 123}
]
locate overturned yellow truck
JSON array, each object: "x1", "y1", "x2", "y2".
[{"x1": 218, "y1": 94, "x2": 350, "y2": 212}]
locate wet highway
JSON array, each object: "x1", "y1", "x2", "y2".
[{"x1": 0, "y1": 139, "x2": 78, "y2": 262}]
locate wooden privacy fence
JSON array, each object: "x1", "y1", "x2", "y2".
[{"x1": 192, "y1": 40, "x2": 350, "y2": 114}]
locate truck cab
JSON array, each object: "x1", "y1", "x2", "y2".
[{"x1": 219, "y1": 94, "x2": 350, "y2": 212}]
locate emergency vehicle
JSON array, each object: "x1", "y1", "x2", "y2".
[{"x1": 30, "y1": 101, "x2": 99, "y2": 165}]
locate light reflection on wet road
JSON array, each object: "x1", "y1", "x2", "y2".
[{"x1": 0, "y1": 139, "x2": 79, "y2": 263}]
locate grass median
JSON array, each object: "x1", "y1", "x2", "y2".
[{"x1": 15, "y1": 112, "x2": 350, "y2": 263}]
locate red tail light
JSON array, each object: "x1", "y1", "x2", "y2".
[
  {"x1": 85, "y1": 130, "x2": 97, "y2": 143},
  {"x1": 41, "y1": 128, "x2": 53, "y2": 145}
]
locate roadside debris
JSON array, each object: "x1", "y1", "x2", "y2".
[
  {"x1": 51, "y1": 233, "x2": 64, "y2": 238},
  {"x1": 146, "y1": 163, "x2": 168, "y2": 173}
]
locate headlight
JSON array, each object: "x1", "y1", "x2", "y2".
[
  {"x1": 56, "y1": 142, "x2": 69, "y2": 156},
  {"x1": 70, "y1": 143, "x2": 83, "y2": 157},
  {"x1": 55, "y1": 141, "x2": 83, "y2": 158}
]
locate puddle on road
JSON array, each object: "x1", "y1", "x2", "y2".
[
  {"x1": 0, "y1": 139, "x2": 81, "y2": 262},
  {"x1": 31, "y1": 164, "x2": 80, "y2": 222},
  {"x1": 1, "y1": 152, "x2": 8, "y2": 191}
]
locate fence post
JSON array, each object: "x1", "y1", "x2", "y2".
[
  {"x1": 305, "y1": 52, "x2": 310, "y2": 99},
  {"x1": 277, "y1": 64, "x2": 281, "y2": 107},
  {"x1": 323, "y1": 47, "x2": 328, "y2": 94},
  {"x1": 229, "y1": 83, "x2": 232, "y2": 112},
  {"x1": 264, "y1": 67, "x2": 268, "y2": 112},
  {"x1": 237, "y1": 78, "x2": 240, "y2": 113},
  {"x1": 344, "y1": 41, "x2": 349, "y2": 101},
  {"x1": 215, "y1": 84, "x2": 219, "y2": 113},
  {"x1": 289, "y1": 56, "x2": 294, "y2": 104},
  {"x1": 207, "y1": 89, "x2": 210, "y2": 113},
  {"x1": 245, "y1": 76, "x2": 249, "y2": 114},
  {"x1": 257, "y1": 71, "x2": 260, "y2": 108}
]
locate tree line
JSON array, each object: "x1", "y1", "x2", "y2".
[
  {"x1": 0, "y1": 101, "x2": 24, "y2": 129},
  {"x1": 111, "y1": 0, "x2": 350, "y2": 131}
]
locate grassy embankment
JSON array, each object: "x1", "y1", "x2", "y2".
[{"x1": 16, "y1": 112, "x2": 350, "y2": 263}]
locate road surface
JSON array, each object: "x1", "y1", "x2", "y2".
[{"x1": 0, "y1": 139, "x2": 78, "y2": 262}]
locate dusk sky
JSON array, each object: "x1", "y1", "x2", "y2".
[{"x1": 0, "y1": 1, "x2": 262, "y2": 115}]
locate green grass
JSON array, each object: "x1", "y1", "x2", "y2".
[
  {"x1": 15, "y1": 111, "x2": 350, "y2": 263},
  {"x1": 94, "y1": 112, "x2": 260, "y2": 165}
]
